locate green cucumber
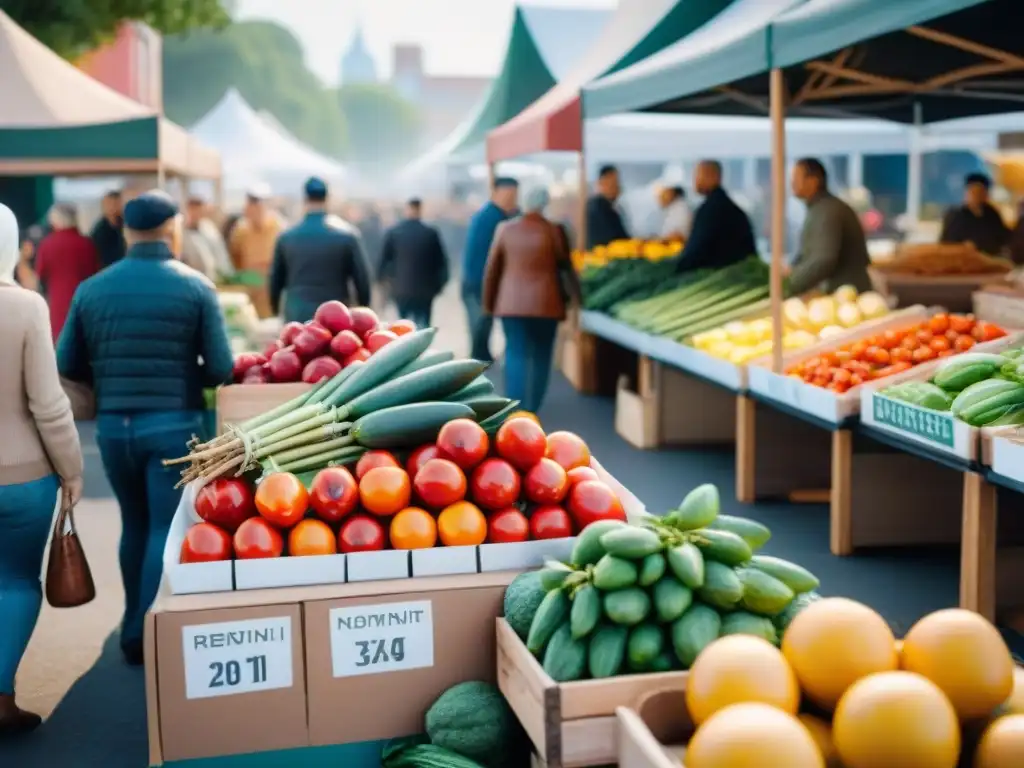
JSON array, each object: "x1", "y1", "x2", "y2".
[
  {"x1": 570, "y1": 585, "x2": 602, "y2": 639},
  {"x1": 671, "y1": 604, "x2": 722, "y2": 668},
  {"x1": 665, "y1": 483, "x2": 720, "y2": 530},
  {"x1": 959, "y1": 385, "x2": 1024, "y2": 425},
  {"x1": 693, "y1": 528, "x2": 753, "y2": 566},
  {"x1": 951, "y1": 379, "x2": 1024, "y2": 418},
  {"x1": 666, "y1": 542, "x2": 705, "y2": 589},
  {"x1": 592, "y1": 555, "x2": 639, "y2": 590},
  {"x1": 603, "y1": 588, "x2": 651, "y2": 626},
  {"x1": 588, "y1": 625, "x2": 628, "y2": 678},
  {"x1": 720, "y1": 611, "x2": 779, "y2": 645},
  {"x1": 538, "y1": 562, "x2": 576, "y2": 591},
  {"x1": 459, "y1": 396, "x2": 514, "y2": 420},
  {"x1": 600, "y1": 527, "x2": 663, "y2": 559},
  {"x1": 392, "y1": 349, "x2": 456, "y2": 379},
  {"x1": 932, "y1": 353, "x2": 1008, "y2": 392},
  {"x1": 737, "y1": 568, "x2": 795, "y2": 616},
  {"x1": 697, "y1": 561, "x2": 744, "y2": 611},
  {"x1": 478, "y1": 400, "x2": 523, "y2": 433},
  {"x1": 653, "y1": 578, "x2": 693, "y2": 623},
  {"x1": 344, "y1": 359, "x2": 489, "y2": 420},
  {"x1": 350, "y1": 402, "x2": 475, "y2": 449},
  {"x1": 526, "y1": 589, "x2": 570, "y2": 654},
  {"x1": 444, "y1": 376, "x2": 494, "y2": 402},
  {"x1": 748, "y1": 555, "x2": 819, "y2": 593},
  {"x1": 570, "y1": 519, "x2": 627, "y2": 567},
  {"x1": 627, "y1": 623, "x2": 664, "y2": 671},
  {"x1": 328, "y1": 328, "x2": 437, "y2": 405},
  {"x1": 638, "y1": 553, "x2": 666, "y2": 587},
  {"x1": 542, "y1": 623, "x2": 587, "y2": 682},
  {"x1": 708, "y1": 515, "x2": 772, "y2": 550}
]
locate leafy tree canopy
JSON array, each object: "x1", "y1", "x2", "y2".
[
  {"x1": 336, "y1": 83, "x2": 423, "y2": 171},
  {"x1": 0, "y1": 0, "x2": 229, "y2": 59}
]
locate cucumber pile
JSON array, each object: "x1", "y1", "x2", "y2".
[{"x1": 523, "y1": 484, "x2": 821, "y2": 681}]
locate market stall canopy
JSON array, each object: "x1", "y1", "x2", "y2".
[
  {"x1": 583, "y1": 0, "x2": 1021, "y2": 124},
  {"x1": 486, "y1": 0, "x2": 734, "y2": 162},
  {"x1": 0, "y1": 10, "x2": 219, "y2": 178},
  {"x1": 190, "y1": 89, "x2": 351, "y2": 194}
]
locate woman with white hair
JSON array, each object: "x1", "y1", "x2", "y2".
[
  {"x1": 482, "y1": 187, "x2": 581, "y2": 414},
  {"x1": 34, "y1": 202, "x2": 100, "y2": 342},
  {"x1": 0, "y1": 203, "x2": 84, "y2": 735}
]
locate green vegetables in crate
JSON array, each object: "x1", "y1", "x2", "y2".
[
  {"x1": 881, "y1": 381, "x2": 953, "y2": 411},
  {"x1": 514, "y1": 483, "x2": 822, "y2": 680}
]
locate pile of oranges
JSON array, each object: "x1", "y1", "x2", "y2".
[{"x1": 787, "y1": 313, "x2": 1006, "y2": 393}]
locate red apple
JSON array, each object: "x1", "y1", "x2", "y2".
[
  {"x1": 280, "y1": 322, "x2": 305, "y2": 346},
  {"x1": 350, "y1": 307, "x2": 379, "y2": 338},
  {"x1": 293, "y1": 322, "x2": 333, "y2": 359},
  {"x1": 365, "y1": 330, "x2": 398, "y2": 353},
  {"x1": 330, "y1": 329, "x2": 363, "y2": 360},
  {"x1": 267, "y1": 347, "x2": 303, "y2": 382},
  {"x1": 343, "y1": 348, "x2": 372, "y2": 367},
  {"x1": 232, "y1": 352, "x2": 267, "y2": 382},
  {"x1": 302, "y1": 355, "x2": 343, "y2": 384},
  {"x1": 314, "y1": 300, "x2": 354, "y2": 334}
]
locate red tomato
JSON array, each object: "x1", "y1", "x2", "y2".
[
  {"x1": 413, "y1": 458, "x2": 467, "y2": 509},
  {"x1": 343, "y1": 348, "x2": 372, "y2": 367},
  {"x1": 495, "y1": 417, "x2": 547, "y2": 471},
  {"x1": 524, "y1": 458, "x2": 569, "y2": 504},
  {"x1": 365, "y1": 330, "x2": 399, "y2": 353},
  {"x1": 194, "y1": 478, "x2": 256, "y2": 532},
  {"x1": 338, "y1": 514, "x2": 387, "y2": 553},
  {"x1": 309, "y1": 466, "x2": 359, "y2": 523},
  {"x1": 288, "y1": 519, "x2": 338, "y2": 556},
  {"x1": 254, "y1": 472, "x2": 308, "y2": 528},
  {"x1": 487, "y1": 507, "x2": 530, "y2": 543},
  {"x1": 566, "y1": 466, "x2": 600, "y2": 486},
  {"x1": 567, "y1": 480, "x2": 626, "y2": 530},
  {"x1": 180, "y1": 522, "x2": 233, "y2": 563},
  {"x1": 529, "y1": 505, "x2": 574, "y2": 540},
  {"x1": 406, "y1": 444, "x2": 440, "y2": 478},
  {"x1": 545, "y1": 431, "x2": 591, "y2": 471},
  {"x1": 355, "y1": 449, "x2": 401, "y2": 480},
  {"x1": 233, "y1": 517, "x2": 284, "y2": 559},
  {"x1": 469, "y1": 458, "x2": 521, "y2": 509},
  {"x1": 437, "y1": 418, "x2": 490, "y2": 470}
]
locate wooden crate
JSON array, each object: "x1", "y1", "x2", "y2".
[
  {"x1": 618, "y1": 689, "x2": 693, "y2": 768},
  {"x1": 560, "y1": 329, "x2": 597, "y2": 394},
  {"x1": 496, "y1": 619, "x2": 687, "y2": 767},
  {"x1": 215, "y1": 382, "x2": 311, "y2": 434}
]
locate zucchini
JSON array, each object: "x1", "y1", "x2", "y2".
[
  {"x1": 569, "y1": 584, "x2": 602, "y2": 639},
  {"x1": 951, "y1": 379, "x2": 1023, "y2": 418},
  {"x1": 350, "y1": 402, "x2": 475, "y2": 449},
  {"x1": 479, "y1": 400, "x2": 522, "y2": 433},
  {"x1": 343, "y1": 360, "x2": 489, "y2": 420},
  {"x1": 588, "y1": 624, "x2": 628, "y2": 678},
  {"x1": 393, "y1": 349, "x2": 456, "y2": 378},
  {"x1": 460, "y1": 396, "x2": 515, "y2": 420},
  {"x1": 328, "y1": 328, "x2": 437, "y2": 405},
  {"x1": 444, "y1": 376, "x2": 494, "y2": 402},
  {"x1": 527, "y1": 589, "x2": 570, "y2": 654}
]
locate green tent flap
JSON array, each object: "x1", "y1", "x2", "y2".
[{"x1": 0, "y1": 118, "x2": 159, "y2": 161}]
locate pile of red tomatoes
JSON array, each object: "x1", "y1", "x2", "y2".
[{"x1": 180, "y1": 416, "x2": 627, "y2": 563}]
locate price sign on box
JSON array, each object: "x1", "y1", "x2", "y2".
[
  {"x1": 329, "y1": 599, "x2": 433, "y2": 678},
  {"x1": 181, "y1": 616, "x2": 293, "y2": 700}
]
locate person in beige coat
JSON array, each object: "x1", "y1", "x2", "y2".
[{"x1": 0, "y1": 203, "x2": 84, "y2": 736}]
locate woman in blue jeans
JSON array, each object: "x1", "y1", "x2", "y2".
[
  {"x1": 482, "y1": 188, "x2": 581, "y2": 413},
  {"x1": 57, "y1": 191, "x2": 234, "y2": 666},
  {"x1": 0, "y1": 203, "x2": 85, "y2": 735}
]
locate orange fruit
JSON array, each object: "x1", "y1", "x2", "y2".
[
  {"x1": 354, "y1": 449, "x2": 401, "y2": 480},
  {"x1": 686, "y1": 703, "x2": 825, "y2": 768},
  {"x1": 545, "y1": 431, "x2": 591, "y2": 471},
  {"x1": 287, "y1": 518, "x2": 338, "y2": 556},
  {"x1": 437, "y1": 501, "x2": 487, "y2": 546},
  {"x1": 389, "y1": 319, "x2": 417, "y2": 336},
  {"x1": 389, "y1": 507, "x2": 438, "y2": 550},
  {"x1": 358, "y1": 466, "x2": 411, "y2": 517},
  {"x1": 975, "y1": 714, "x2": 1024, "y2": 767},
  {"x1": 254, "y1": 472, "x2": 309, "y2": 528}
]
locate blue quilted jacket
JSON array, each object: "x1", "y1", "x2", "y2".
[{"x1": 57, "y1": 241, "x2": 234, "y2": 413}]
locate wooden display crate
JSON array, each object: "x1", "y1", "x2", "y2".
[
  {"x1": 617, "y1": 689, "x2": 693, "y2": 768},
  {"x1": 216, "y1": 382, "x2": 311, "y2": 434},
  {"x1": 496, "y1": 619, "x2": 687, "y2": 767}
]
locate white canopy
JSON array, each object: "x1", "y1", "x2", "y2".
[{"x1": 191, "y1": 89, "x2": 351, "y2": 194}]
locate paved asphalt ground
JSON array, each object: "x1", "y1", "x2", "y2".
[{"x1": 0, "y1": 289, "x2": 973, "y2": 767}]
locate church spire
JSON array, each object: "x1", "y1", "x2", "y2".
[{"x1": 339, "y1": 17, "x2": 378, "y2": 85}]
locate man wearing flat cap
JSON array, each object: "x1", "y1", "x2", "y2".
[
  {"x1": 269, "y1": 177, "x2": 372, "y2": 323},
  {"x1": 56, "y1": 189, "x2": 234, "y2": 666}
]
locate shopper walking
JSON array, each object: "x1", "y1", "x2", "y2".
[
  {"x1": 378, "y1": 198, "x2": 449, "y2": 328},
  {"x1": 34, "y1": 204, "x2": 100, "y2": 342},
  {"x1": 90, "y1": 190, "x2": 126, "y2": 268},
  {"x1": 482, "y1": 188, "x2": 580, "y2": 413},
  {"x1": 0, "y1": 203, "x2": 84, "y2": 735},
  {"x1": 57, "y1": 190, "x2": 233, "y2": 666}
]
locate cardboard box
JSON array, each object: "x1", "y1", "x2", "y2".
[{"x1": 216, "y1": 382, "x2": 311, "y2": 434}]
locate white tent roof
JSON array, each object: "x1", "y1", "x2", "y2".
[{"x1": 191, "y1": 89, "x2": 350, "y2": 192}]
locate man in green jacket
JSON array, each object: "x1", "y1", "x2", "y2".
[{"x1": 785, "y1": 158, "x2": 872, "y2": 295}]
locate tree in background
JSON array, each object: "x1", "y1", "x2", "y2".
[
  {"x1": 336, "y1": 83, "x2": 423, "y2": 171},
  {"x1": 162, "y1": 20, "x2": 348, "y2": 159},
  {"x1": 0, "y1": 0, "x2": 229, "y2": 58}
]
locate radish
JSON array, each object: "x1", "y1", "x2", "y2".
[
  {"x1": 232, "y1": 352, "x2": 266, "y2": 382},
  {"x1": 314, "y1": 301, "x2": 355, "y2": 334},
  {"x1": 302, "y1": 356, "x2": 343, "y2": 384},
  {"x1": 330, "y1": 329, "x2": 363, "y2": 360},
  {"x1": 267, "y1": 347, "x2": 303, "y2": 382},
  {"x1": 293, "y1": 322, "x2": 333, "y2": 360},
  {"x1": 350, "y1": 307, "x2": 379, "y2": 339},
  {"x1": 280, "y1": 322, "x2": 305, "y2": 346}
]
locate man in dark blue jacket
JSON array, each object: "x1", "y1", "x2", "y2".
[
  {"x1": 269, "y1": 177, "x2": 372, "y2": 322},
  {"x1": 674, "y1": 160, "x2": 756, "y2": 272},
  {"x1": 586, "y1": 164, "x2": 630, "y2": 249},
  {"x1": 378, "y1": 198, "x2": 448, "y2": 328},
  {"x1": 462, "y1": 177, "x2": 518, "y2": 361},
  {"x1": 57, "y1": 190, "x2": 233, "y2": 666}
]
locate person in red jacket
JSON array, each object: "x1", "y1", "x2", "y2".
[{"x1": 34, "y1": 204, "x2": 99, "y2": 342}]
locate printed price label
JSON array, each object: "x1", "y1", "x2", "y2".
[
  {"x1": 182, "y1": 616, "x2": 293, "y2": 700},
  {"x1": 329, "y1": 600, "x2": 433, "y2": 678}
]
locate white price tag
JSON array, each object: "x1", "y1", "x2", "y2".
[
  {"x1": 329, "y1": 600, "x2": 433, "y2": 678},
  {"x1": 182, "y1": 617, "x2": 293, "y2": 700}
]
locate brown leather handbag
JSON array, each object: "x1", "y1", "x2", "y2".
[{"x1": 45, "y1": 492, "x2": 96, "y2": 608}]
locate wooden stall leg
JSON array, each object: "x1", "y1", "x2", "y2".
[
  {"x1": 830, "y1": 430, "x2": 853, "y2": 556},
  {"x1": 735, "y1": 396, "x2": 755, "y2": 503},
  {"x1": 961, "y1": 472, "x2": 998, "y2": 622},
  {"x1": 749, "y1": 401, "x2": 832, "y2": 501}
]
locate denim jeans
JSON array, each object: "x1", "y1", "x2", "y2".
[
  {"x1": 461, "y1": 284, "x2": 494, "y2": 362},
  {"x1": 0, "y1": 474, "x2": 59, "y2": 693},
  {"x1": 395, "y1": 298, "x2": 433, "y2": 330},
  {"x1": 97, "y1": 411, "x2": 203, "y2": 647},
  {"x1": 502, "y1": 317, "x2": 558, "y2": 414}
]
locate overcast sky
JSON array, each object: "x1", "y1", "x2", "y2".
[{"x1": 235, "y1": 0, "x2": 617, "y2": 84}]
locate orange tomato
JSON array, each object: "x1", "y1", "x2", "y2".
[
  {"x1": 355, "y1": 450, "x2": 401, "y2": 480},
  {"x1": 954, "y1": 335, "x2": 976, "y2": 352},
  {"x1": 929, "y1": 336, "x2": 951, "y2": 353},
  {"x1": 890, "y1": 347, "x2": 912, "y2": 363},
  {"x1": 867, "y1": 346, "x2": 890, "y2": 365},
  {"x1": 901, "y1": 335, "x2": 921, "y2": 351},
  {"x1": 949, "y1": 314, "x2": 975, "y2": 334},
  {"x1": 916, "y1": 328, "x2": 934, "y2": 344},
  {"x1": 881, "y1": 330, "x2": 903, "y2": 349},
  {"x1": 389, "y1": 319, "x2": 417, "y2": 336},
  {"x1": 255, "y1": 472, "x2": 309, "y2": 528},
  {"x1": 928, "y1": 313, "x2": 951, "y2": 334},
  {"x1": 832, "y1": 369, "x2": 852, "y2": 384},
  {"x1": 849, "y1": 341, "x2": 868, "y2": 360},
  {"x1": 972, "y1": 322, "x2": 1007, "y2": 343},
  {"x1": 389, "y1": 507, "x2": 438, "y2": 549},
  {"x1": 875, "y1": 362, "x2": 913, "y2": 378},
  {"x1": 288, "y1": 519, "x2": 338, "y2": 556},
  {"x1": 849, "y1": 373, "x2": 864, "y2": 387},
  {"x1": 938, "y1": 349, "x2": 956, "y2": 357},
  {"x1": 912, "y1": 346, "x2": 937, "y2": 363},
  {"x1": 359, "y1": 466, "x2": 412, "y2": 516},
  {"x1": 545, "y1": 431, "x2": 592, "y2": 471},
  {"x1": 437, "y1": 501, "x2": 487, "y2": 546}
]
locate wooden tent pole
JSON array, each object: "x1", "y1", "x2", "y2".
[
  {"x1": 769, "y1": 68, "x2": 787, "y2": 375},
  {"x1": 577, "y1": 151, "x2": 588, "y2": 252}
]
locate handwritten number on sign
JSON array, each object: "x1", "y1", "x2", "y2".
[
  {"x1": 354, "y1": 637, "x2": 407, "y2": 667},
  {"x1": 208, "y1": 655, "x2": 268, "y2": 688}
]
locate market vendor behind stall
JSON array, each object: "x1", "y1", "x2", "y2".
[
  {"x1": 586, "y1": 165, "x2": 630, "y2": 249},
  {"x1": 672, "y1": 160, "x2": 755, "y2": 272},
  {"x1": 658, "y1": 185, "x2": 692, "y2": 242},
  {"x1": 939, "y1": 172, "x2": 1012, "y2": 257}
]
